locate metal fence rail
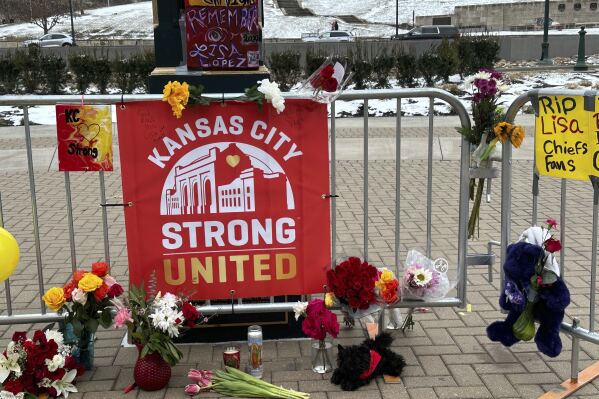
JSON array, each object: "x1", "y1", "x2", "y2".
[
  {"x1": 504, "y1": 88, "x2": 599, "y2": 387},
  {"x1": 0, "y1": 88, "x2": 471, "y2": 324}
]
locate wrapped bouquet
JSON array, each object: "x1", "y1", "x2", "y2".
[{"x1": 402, "y1": 250, "x2": 453, "y2": 301}]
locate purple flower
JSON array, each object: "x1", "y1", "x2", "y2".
[
  {"x1": 480, "y1": 68, "x2": 502, "y2": 80},
  {"x1": 505, "y1": 280, "x2": 524, "y2": 305}
]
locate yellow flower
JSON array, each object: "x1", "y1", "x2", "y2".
[
  {"x1": 380, "y1": 269, "x2": 395, "y2": 282},
  {"x1": 162, "y1": 81, "x2": 190, "y2": 119},
  {"x1": 78, "y1": 273, "x2": 103, "y2": 292},
  {"x1": 510, "y1": 125, "x2": 525, "y2": 148},
  {"x1": 324, "y1": 292, "x2": 335, "y2": 308},
  {"x1": 493, "y1": 121, "x2": 512, "y2": 144},
  {"x1": 42, "y1": 287, "x2": 66, "y2": 311}
]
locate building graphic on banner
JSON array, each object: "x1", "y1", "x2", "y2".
[{"x1": 161, "y1": 143, "x2": 295, "y2": 215}]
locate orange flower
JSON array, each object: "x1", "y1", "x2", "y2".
[
  {"x1": 510, "y1": 125, "x2": 525, "y2": 148},
  {"x1": 63, "y1": 281, "x2": 75, "y2": 301},
  {"x1": 72, "y1": 269, "x2": 87, "y2": 284},
  {"x1": 493, "y1": 121, "x2": 512, "y2": 144},
  {"x1": 92, "y1": 262, "x2": 109, "y2": 277},
  {"x1": 94, "y1": 283, "x2": 110, "y2": 301}
]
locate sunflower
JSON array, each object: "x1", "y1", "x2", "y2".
[
  {"x1": 493, "y1": 121, "x2": 512, "y2": 143},
  {"x1": 510, "y1": 125, "x2": 525, "y2": 148}
]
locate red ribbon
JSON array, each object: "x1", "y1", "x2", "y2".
[{"x1": 359, "y1": 350, "x2": 382, "y2": 379}]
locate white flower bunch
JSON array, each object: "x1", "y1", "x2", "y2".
[
  {"x1": 45, "y1": 354, "x2": 65, "y2": 372},
  {"x1": 292, "y1": 301, "x2": 308, "y2": 321},
  {"x1": 257, "y1": 79, "x2": 285, "y2": 114},
  {"x1": 150, "y1": 292, "x2": 184, "y2": 338}
]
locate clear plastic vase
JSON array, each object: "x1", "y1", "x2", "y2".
[{"x1": 311, "y1": 340, "x2": 333, "y2": 374}]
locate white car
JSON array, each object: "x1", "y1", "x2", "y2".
[
  {"x1": 301, "y1": 31, "x2": 354, "y2": 42},
  {"x1": 23, "y1": 33, "x2": 73, "y2": 47}
]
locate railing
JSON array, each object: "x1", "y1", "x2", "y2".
[
  {"x1": 503, "y1": 88, "x2": 599, "y2": 388},
  {"x1": 0, "y1": 88, "x2": 472, "y2": 323}
]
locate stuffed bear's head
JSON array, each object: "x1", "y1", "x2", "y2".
[{"x1": 504, "y1": 242, "x2": 544, "y2": 283}]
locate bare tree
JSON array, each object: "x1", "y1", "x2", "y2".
[{"x1": 30, "y1": 0, "x2": 68, "y2": 34}]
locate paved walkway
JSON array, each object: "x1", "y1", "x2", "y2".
[{"x1": 1, "y1": 114, "x2": 598, "y2": 399}]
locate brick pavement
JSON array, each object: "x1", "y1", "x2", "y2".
[{"x1": 0, "y1": 117, "x2": 598, "y2": 398}]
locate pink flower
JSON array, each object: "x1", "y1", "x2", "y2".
[
  {"x1": 185, "y1": 384, "x2": 201, "y2": 396},
  {"x1": 113, "y1": 307, "x2": 132, "y2": 328},
  {"x1": 546, "y1": 218, "x2": 557, "y2": 229},
  {"x1": 103, "y1": 275, "x2": 117, "y2": 288},
  {"x1": 188, "y1": 369, "x2": 212, "y2": 387}
]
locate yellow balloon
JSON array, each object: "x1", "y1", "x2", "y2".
[{"x1": 0, "y1": 227, "x2": 19, "y2": 283}]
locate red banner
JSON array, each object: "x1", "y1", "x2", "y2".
[
  {"x1": 117, "y1": 100, "x2": 330, "y2": 300},
  {"x1": 55, "y1": 104, "x2": 113, "y2": 171}
]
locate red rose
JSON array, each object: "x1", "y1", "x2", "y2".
[
  {"x1": 91, "y1": 262, "x2": 109, "y2": 277},
  {"x1": 72, "y1": 269, "x2": 87, "y2": 284},
  {"x1": 320, "y1": 64, "x2": 334, "y2": 78},
  {"x1": 3, "y1": 378, "x2": 24, "y2": 394},
  {"x1": 107, "y1": 283, "x2": 124, "y2": 298},
  {"x1": 182, "y1": 302, "x2": 200, "y2": 324},
  {"x1": 63, "y1": 281, "x2": 75, "y2": 301},
  {"x1": 545, "y1": 237, "x2": 562, "y2": 253},
  {"x1": 322, "y1": 77, "x2": 338, "y2": 92},
  {"x1": 94, "y1": 283, "x2": 110, "y2": 301}
]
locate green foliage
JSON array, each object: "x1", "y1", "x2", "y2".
[
  {"x1": 305, "y1": 50, "x2": 327, "y2": 77},
  {"x1": 41, "y1": 54, "x2": 67, "y2": 94},
  {"x1": 395, "y1": 50, "x2": 418, "y2": 88},
  {"x1": 456, "y1": 35, "x2": 500, "y2": 76},
  {"x1": 14, "y1": 47, "x2": 43, "y2": 93},
  {"x1": 371, "y1": 50, "x2": 395, "y2": 89},
  {"x1": 133, "y1": 51, "x2": 155, "y2": 93},
  {"x1": 417, "y1": 49, "x2": 439, "y2": 86},
  {"x1": 435, "y1": 39, "x2": 459, "y2": 82},
  {"x1": 347, "y1": 46, "x2": 372, "y2": 90},
  {"x1": 0, "y1": 53, "x2": 19, "y2": 94},
  {"x1": 267, "y1": 51, "x2": 302, "y2": 91},
  {"x1": 91, "y1": 56, "x2": 112, "y2": 94},
  {"x1": 111, "y1": 57, "x2": 138, "y2": 94},
  {"x1": 69, "y1": 53, "x2": 94, "y2": 94}
]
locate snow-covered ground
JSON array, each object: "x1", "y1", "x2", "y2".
[{"x1": 3, "y1": 70, "x2": 599, "y2": 126}]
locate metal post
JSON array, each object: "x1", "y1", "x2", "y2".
[
  {"x1": 560, "y1": 179, "x2": 566, "y2": 278},
  {"x1": 99, "y1": 171, "x2": 111, "y2": 266},
  {"x1": 23, "y1": 106, "x2": 46, "y2": 313},
  {"x1": 363, "y1": 99, "x2": 369, "y2": 260},
  {"x1": 574, "y1": 26, "x2": 589, "y2": 71},
  {"x1": 68, "y1": 0, "x2": 76, "y2": 46},
  {"x1": 0, "y1": 193, "x2": 12, "y2": 316},
  {"x1": 64, "y1": 172, "x2": 77, "y2": 272},
  {"x1": 500, "y1": 123, "x2": 513, "y2": 293},
  {"x1": 395, "y1": 98, "x2": 401, "y2": 275},
  {"x1": 539, "y1": 0, "x2": 552, "y2": 64},
  {"x1": 426, "y1": 97, "x2": 434, "y2": 258},
  {"x1": 395, "y1": 0, "x2": 399, "y2": 38},
  {"x1": 589, "y1": 176, "x2": 599, "y2": 331},
  {"x1": 570, "y1": 318, "x2": 581, "y2": 383},
  {"x1": 331, "y1": 101, "x2": 337, "y2": 267}
]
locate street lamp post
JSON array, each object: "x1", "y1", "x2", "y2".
[
  {"x1": 540, "y1": 0, "x2": 552, "y2": 64},
  {"x1": 68, "y1": 0, "x2": 76, "y2": 46}
]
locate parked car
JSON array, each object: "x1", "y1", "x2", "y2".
[
  {"x1": 391, "y1": 25, "x2": 460, "y2": 40},
  {"x1": 532, "y1": 17, "x2": 563, "y2": 30},
  {"x1": 23, "y1": 33, "x2": 73, "y2": 47},
  {"x1": 301, "y1": 31, "x2": 354, "y2": 42}
]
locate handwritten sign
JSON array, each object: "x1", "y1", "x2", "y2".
[
  {"x1": 55, "y1": 104, "x2": 113, "y2": 172},
  {"x1": 184, "y1": 0, "x2": 261, "y2": 70},
  {"x1": 535, "y1": 95, "x2": 599, "y2": 180}
]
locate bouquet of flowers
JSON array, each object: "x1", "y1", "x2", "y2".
[
  {"x1": 326, "y1": 257, "x2": 379, "y2": 311},
  {"x1": 0, "y1": 330, "x2": 84, "y2": 398},
  {"x1": 295, "y1": 57, "x2": 352, "y2": 103},
  {"x1": 112, "y1": 283, "x2": 206, "y2": 365},
  {"x1": 293, "y1": 299, "x2": 339, "y2": 341},
  {"x1": 402, "y1": 250, "x2": 453, "y2": 301},
  {"x1": 375, "y1": 268, "x2": 399, "y2": 304}
]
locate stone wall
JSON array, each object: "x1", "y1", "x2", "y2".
[{"x1": 417, "y1": 0, "x2": 599, "y2": 30}]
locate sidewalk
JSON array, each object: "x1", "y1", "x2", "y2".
[{"x1": 0, "y1": 115, "x2": 597, "y2": 399}]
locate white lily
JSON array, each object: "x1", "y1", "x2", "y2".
[
  {"x1": 0, "y1": 391, "x2": 24, "y2": 399},
  {"x1": 0, "y1": 351, "x2": 21, "y2": 383},
  {"x1": 51, "y1": 368, "x2": 78, "y2": 398}
]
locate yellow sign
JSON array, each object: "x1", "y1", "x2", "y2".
[{"x1": 536, "y1": 95, "x2": 599, "y2": 180}]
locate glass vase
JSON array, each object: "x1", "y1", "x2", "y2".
[
  {"x1": 311, "y1": 340, "x2": 332, "y2": 374},
  {"x1": 62, "y1": 322, "x2": 95, "y2": 370}
]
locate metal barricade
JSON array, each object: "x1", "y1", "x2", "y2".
[
  {"x1": 0, "y1": 88, "x2": 471, "y2": 322},
  {"x1": 503, "y1": 88, "x2": 599, "y2": 390}
]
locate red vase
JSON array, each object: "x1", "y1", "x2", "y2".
[{"x1": 134, "y1": 346, "x2": 171, "y2": 391}]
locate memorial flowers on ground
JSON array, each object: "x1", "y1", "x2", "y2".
[{"x1": 0, "y1": 330, "x2": 84, "y2": 398}]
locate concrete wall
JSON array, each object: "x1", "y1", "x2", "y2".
[{"x1": 417, "y1": 0, "x2": 599, "y2": 30}]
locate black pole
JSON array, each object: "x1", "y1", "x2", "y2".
[
  {"x1": 68, "y1": 0, "x2": 76, "y2": 45},
  {"x1": 395, "y1": 0, "x2": 398, "y2": 37},
  {"x1": 540, "y1": 0, "x2": 551, "y2": 63}
]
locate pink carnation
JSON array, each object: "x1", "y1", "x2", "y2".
[{"x1": 113, "y1": 307, "x2": 132, "y2": 328}]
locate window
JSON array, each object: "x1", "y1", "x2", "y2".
[
  {"x1": 574, "y1": 3, "x2": 581, "y2": 10},
  {"x1": 558, "y1": 3, "x2": 566, "y2": 11},
  {"x1": 331, "y1": 32, "x2": 348, "y2": 37},
  {"x1": 591, "y1": 2, "x2": 597, "y2": 10},
  {"x1": 421, "y1": 27, "x2": 438, "y2": 34}
]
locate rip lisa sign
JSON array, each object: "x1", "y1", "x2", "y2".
[
  {"x1": 55, "y1": 104, "x2": 113, "y2": 171},
  {"x1": 116, "y1": 100, "x2": 330, "y2": 300}
]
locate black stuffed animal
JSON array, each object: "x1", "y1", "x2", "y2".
[{"x1": 331, "y1": 333, "x2": 405, "y2": 391}]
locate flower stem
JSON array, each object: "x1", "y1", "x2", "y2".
[{"x1": 468, "y1": 178, "x2": 485, "y2": 239}]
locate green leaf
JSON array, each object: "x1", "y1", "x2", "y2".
[
  {"x1": 100, "y1": 308, "x2": 113, "y2": 328},
  {"x1": 86, "y1": 318, "x2": 99, "y2": 333},
  {"x1": 71, "y1": 318, "x2": 83, "y2": 336},
  {"x1": 141, "y1": 345, "x2": 150, "y2": 358}
]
